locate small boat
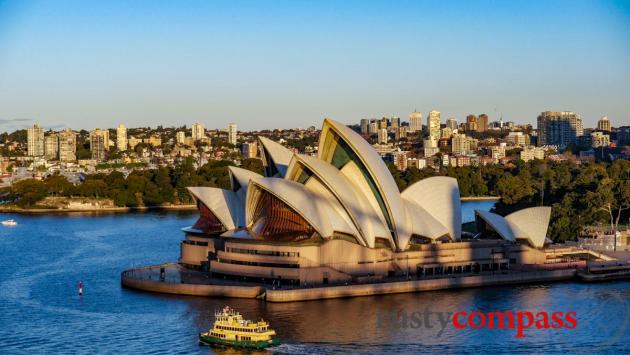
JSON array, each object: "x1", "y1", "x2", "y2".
[
  {"x1": 1, "y1": 219, "x2": 17, "y2": 226},
  {"x1": 199, "y1": 306, "x2": 279, "y2": 349}
]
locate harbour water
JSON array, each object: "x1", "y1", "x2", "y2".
[{"x1": 0, "y1": 202, "x2": 628, "y2": 354}]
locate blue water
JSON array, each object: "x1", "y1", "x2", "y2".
[
  {"x1": 0, "y1": 204, "x2": 628, "y2": 354},
  {"x1": 460, "y1": 200, "x2": 495, "y2": 223}
]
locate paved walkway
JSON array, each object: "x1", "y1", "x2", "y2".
[{"x1": 122, "y1": 263, "x2": 265, "y2": 287}]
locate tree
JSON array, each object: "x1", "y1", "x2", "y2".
[
  {"x1": 197, "y1": 160, "x2": 233, "y2": 189},
  {"x1": 587, "y1": 178, "x2": 630, "y2": 237},
  {"x1": 142, "y1": 181, "x2": 164, "y2": 206},
  {"x1": 470, "y1": 170, "x2": 488, "y2": 196},
  {"x1": 105, "y1": 171, "x2": 126, "y2": 191},
  {"x1": 241, "y1": 158, "x2": 264, "y2": 175},
  {"x1": 496, "y1": 174, "x2": 535, "y2": 206},
  {"x1": 78, "y1": 179, "x2": 108, "y2": 198},
  {"x1": 11, "y1": 179, "x2": 47, "y2": 207},
  {"x1": 45, "y1": 174, "x2": 73, "y2": 196},
  {"x1": 155, "y1": 167, "x2": 175, "y2": 203}
]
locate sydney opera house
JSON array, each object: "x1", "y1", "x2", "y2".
[{"x1": 178, "y1": 119, "x2": 558, "y2": 286}]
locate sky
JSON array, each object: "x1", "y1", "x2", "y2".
[{"x1": 0, "y1": 0, "x2": 629, "y2": 132}]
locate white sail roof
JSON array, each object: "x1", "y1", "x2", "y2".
[
  {"x1": 245, "y1": 177, "x2": 357, "y2": 240},
  {"x1": 285, "y1": 154, "x2": 391, "y2": 248},
  {"x1": 475, "y1": 210, "x2": 518, "y2": 242},
  {"x1": 404, "y1": 199, "x2": 451, "y2": 241},
  {"x1": 187, "y1": 187, "x2": 241, "y2": 230},
  {"x1": 505, "y1": 207, "x2": 551, "y2": 248},
  {"x1": 475, "y1": 207, "x2": 551, "y2": 248},
  {"x1": 258, "y1": 136, "x2": 293, "y2": 177},
  {"x1": 318, "y1": 118, "x2": 411, "y2": 250},
  {"x1": 402, "y1": 176, "x2": 462, "y2": 241},
  {"x1": 228, "y1": 166, "x2": 261, "y2": 192}
]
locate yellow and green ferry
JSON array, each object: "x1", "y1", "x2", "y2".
[{"x1": 199, "y1": 306, "x2": 280, "y2": 349}]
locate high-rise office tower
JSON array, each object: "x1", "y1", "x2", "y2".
[
  {"x1": 116, "y1": 124, "x2": 127, "y2": 151},
  {"x1": 192, "y1": 122, "x2": 205, "y2": 141},
  {"x1": 369, "y1": 121, "x2": 378, "y2": 135},
  {"x1": 576, "y1": 118, "x2": 584, "y2": 137},
  {"x1": 27, "y1": 124, "x2": 45, "y2": 157},
  {"x1": 59, "y1": 128, "x2": 77, "y2": 162},
  {"x1": 44, "y1": 133, "x2": 59, "y2": 159},
  {"x1": 176, "y1": 131, "x2": 186, "y2": 144},
  {"x1": 378, "y1": 128, "x2": 388, "y2": 144},
  {"x1": 477, "y1": 114, "x2": 489, "y2": 132},
  {"x1": 379, "y1": 118, "x2": 389, "y2": 130},
  {"x1": 89, "y1": 128, "x2": 110, "y2": 151},
  {"x1": 409, "y1": 111, "x2": 422, "y2": 132},
  {"x1": 90, "y1": 128, "x2": 108, "y2": 161},
  {"x1": 441, "y1": 127, "x2": 453, "y2": 139},
  {"x1": 395, "y1": 126, "x2": 408, "y2": 140},
  {"x1": 478, "y1": 114, "x2": 489, "y2": 132},
  {"x1": 360, "y1": 119, "x2": 369, "y2": 134},
  {"x1": 446, "y1": 118, "x2": 458, "y2": 130},
  {"x1": 466, "y1": 115, "x2": 478, "y2": 132},
  {"x1": 427, "y1": 110, "x2": 441, "y2": 140},
  {"x1": 597, "y1": 116, "x2": 611, "y2": 131},
  {"x1": 390, "y1": 117, "x2": 400, "y2": 129},
  {"x1": 228, "y1": 123, "x2": 237, "y2": 145},
  {"x1": 537, "y1": 111, "x2": 583, "y2": 148}
]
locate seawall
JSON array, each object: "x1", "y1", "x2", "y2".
[
  {"x1": 121, "y1": 272, "x2": 264, "y2": 298},
  {"x1": 121, "y1": 266, "x2": 577, "y2": 302},
  {"x1": 264, "y1": 269, "x2": 576, "y2": 302}
]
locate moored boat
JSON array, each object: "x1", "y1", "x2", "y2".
[
  {"x1": 1, "y1": 219, "x2": 17, "y2": 226},
  {"x1": 199, "y1": 306, "x2": 279, "y2": 349}
]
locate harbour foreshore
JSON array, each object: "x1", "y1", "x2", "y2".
[
  {"x1": 0, "y1": 204, "x2": 197, "y2": 214},
  {"x1": 1, "y1": 197, "x2": 496, "y2": 214},
  {"x1": 264, "y1": 269, "x2": 576, "y2": 302},
  {"x1": 459, "y1": 196, "x2": 500, "y2": 201},
  {"x1": 121, "y1": 263, "x2": 578, "y2": 302}
]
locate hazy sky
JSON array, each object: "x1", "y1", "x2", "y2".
[{"x1": 0, "y1": 0, "x2": 629, "y2": 132}]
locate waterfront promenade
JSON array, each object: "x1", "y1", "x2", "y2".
[{"x1": 121, "y1": 262, "x2": 589, "y2": 302}]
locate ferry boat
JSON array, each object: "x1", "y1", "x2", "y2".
[
  {"x1": 1, "y1": 219, "x2": 17, "y2": 226},
  {"x1": 199, "y1": 306, "x2": 279, "y2": 349}
]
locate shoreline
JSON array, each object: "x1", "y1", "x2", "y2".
[
  {"x1": 120, "y1": 264, "x2": 578, "y2": 302},
  {"x1": 121, "y1": 261, "x2": 630, "y2": 302},
  {"x1": 1, "y1": 197, "x2": 500, "y2": 214},
  {"x1": 459, "y1": 196, "x2": 500, "y2": 201},
  {"x1": 0, "y1": 204, "x2": 197, "y2": 214}
]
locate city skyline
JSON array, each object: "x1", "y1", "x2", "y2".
[
  {"x1": 0, "y1": 109, "x2": 623, "y2": 134},
  {"x1": 0, "y1": 1, "x2": 629, "y2": 131}
]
